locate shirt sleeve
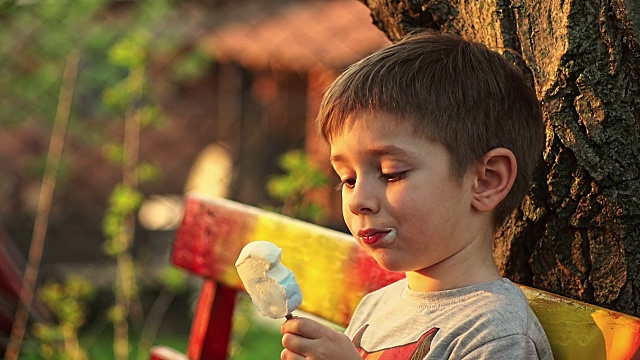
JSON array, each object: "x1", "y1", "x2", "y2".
[{"x1": 461, "y1": 335, "x2": 541, "y2": 360}]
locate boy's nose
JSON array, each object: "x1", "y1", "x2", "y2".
[{"x1": 347, "y1": 181, "x2": 380, "y2": 215}]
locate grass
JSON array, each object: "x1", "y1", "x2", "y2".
[
  {"x1": 17, "y1": 293, "x2": 284, "y2": 360},
  {"x1": 229, "y1": 294, "x2": 345, "y2": 360},
  {"x1": 18, "y1": 326, "x2": 189, "y2": 360},
  {"x1": 230, "y1": 293, "x2": 285, "y2": 360}
]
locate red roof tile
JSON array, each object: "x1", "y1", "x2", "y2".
[{"x1": 200, "y1": 0, "x2": 391, "y2": 71}]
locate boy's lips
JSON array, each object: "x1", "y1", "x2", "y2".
[{"x1": 357, "y1": 228, "x2": 397, "y2": 246}]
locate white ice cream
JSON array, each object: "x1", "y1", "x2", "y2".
[{"x1": 235, "y1": 241, "x2": 302, "y2": 319}]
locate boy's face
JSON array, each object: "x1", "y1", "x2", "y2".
[{"x1": 330, "y1": 112, "x2": 484, "y2": 276}]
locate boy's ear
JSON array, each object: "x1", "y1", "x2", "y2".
[{"x1": 471, "y1": 148, "x2": 517, "y2": 213}]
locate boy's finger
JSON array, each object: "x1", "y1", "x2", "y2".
[
  {"x1": 282, "y1": 333, "x2": 313, "y2": 354},
  {"x1": 281, "y1": 317, "x2": 327, "y2": 339},
  {"x1": 280, "y1": 348, "x2": 305, "y2": 360}
]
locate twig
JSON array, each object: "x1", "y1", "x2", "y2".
[
  {"x1": 113, "y1": 64, "x2": 144, "y2": 360},
  {"x1": 136, "y1": 286, "x2": 175, "y2": 360},
  {"x1": 5, "y1": 49, "x2": 80, "y2": 360}
]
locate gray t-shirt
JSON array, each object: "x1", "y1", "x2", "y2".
[{"x1": 345, "y1": 278, "x2": 554, "y2": 359}]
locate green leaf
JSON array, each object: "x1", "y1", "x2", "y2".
[
  {"x1": 32, "y1": 323, "x2": 61, "y2": 342},
  {"x1": 162, "y1": 266, "x2": 188, "y2": 294},
  {"x1": 171, "y1": 50, "x2": 211, "y2": 82},
  {"x1": 101, "y1": 80, "x2": 130, "y2": 111},
  {"x1": 102, "y1": 142, "x2": 125, "y2": 164},
  {"x1": 108, "y1": 30, "x2": 151, "y2": 68},
  {"x1": 108, "y1": 183, "x2": 144, "y2": 214},
  {"x1": 137, "y1": 161, "x2": 162, "y2": 183},
  {"x1": 138, "y1": 105, "x2": 164, "y2": 128},
  {"x1": 101, "y1": 211, "x2": 122, "y2": 239}
]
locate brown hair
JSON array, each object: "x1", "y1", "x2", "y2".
[{"x1": 317, "y1": 30, "x2": 544, "y2": 227}]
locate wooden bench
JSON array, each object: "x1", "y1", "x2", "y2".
[{"x1": 151, "y1": 194, "x2": 640, "y2": 360}]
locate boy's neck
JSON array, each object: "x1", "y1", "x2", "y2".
[
  {"x1": 405, "y1": 232, "x2": 502, "y2": 292},
  {"x1": 405, "y1": 267, "x2": 502, "y2": 292}
]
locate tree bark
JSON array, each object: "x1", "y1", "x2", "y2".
[{"x1": 361, "y1": 0, "x2": 640, "y2": 316}]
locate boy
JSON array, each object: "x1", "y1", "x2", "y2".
[{"x1": 280, "y1": 30, "x2": 553, "y2": 359}]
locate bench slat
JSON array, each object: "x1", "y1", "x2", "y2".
[
  {"x1": 173, "y1": 195, "x2": 402, "y2": 327},
  {"x1": 172, "y1": 194, "x2": 640, "y2": 359},
  {"x1": 522, "y1": 286, "x2": 640, "y2": 359}
]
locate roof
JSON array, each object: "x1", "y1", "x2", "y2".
[{"x1": 200, "y1": 0, "x2": 391, "y2": 71}]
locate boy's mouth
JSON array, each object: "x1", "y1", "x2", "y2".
[{"x1": 358, "y1": 228, "x2": 396, "y2": 246}]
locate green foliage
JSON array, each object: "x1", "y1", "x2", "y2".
[
  {"x1": 100, "y1": 29, "x2": 165, "y2": 130},
  {"x1": 107, "y1": 304, "x2": 128, "y2": 324},
  {"x1": 102, "y1": 183, "x2": 143, "y2": 255},
  {"x1": 138, "y1": 106, "x2": 165, "y2": 129},
  {"x1": 2, "y1": 0, "x2": 208, "y2": 358},
  {"x1": 108, "y1": 30, "x2": 151, "y2": 69},
  {"x1": 102, "y1": 142, "x2": 126, "y2": 164},
  {"x1": 0, "y1": 1, "x2": 17, "y2": 14},
  {"x1": 0, "y1": 0, "x2": 110, "y2": 127},
  {"x1": 268, "y1": 150, "x2": 327, "y2": 197},
  {"x1": 265, "y1": 149, "x2": 329, "y2": 222},
  {"x1": 101, "y1": 145, "x2": 162, "y2": 183},
  {"x1": 170, "y1": 49, "x2": 212, "y2": 83},
  {"x1": 1, "y1": 0, "x2": 176, "y2": 133},
  {"x1": 32, "y1": 276, "x2": 96, "y2": 360},
  {"x1": 109, "y1": 184, "x2": 144, "y2": 214},
  {"x1": 137, "y1": 161, "x2": 162, "y2": 183},
  {"x1": 102, "y1": 80, "x2": 133, "y2": 113},
  {"x1": 96, "y1": 12, "x2": 176, "y2": 360},
  {"x1": 100, "y1": 22, "x2": 163, "y2": 258},
  {"x1": 160, "y1": 266, "x2": 188, "y2": 294},
  {"x1": 230, "y1": 294, "x2": 283, "y2": 360}
]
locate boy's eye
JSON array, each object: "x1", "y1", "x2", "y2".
[
  {"x1": 335, "y1": 177, "x2": 356, "y2": 191},
  {"x1": 382, "y1": 171, "x2": 407, "y2": 182}
]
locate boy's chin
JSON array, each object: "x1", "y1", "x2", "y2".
[{"x1": 371, "y1": 254, "x2": 410, "y2": 273}]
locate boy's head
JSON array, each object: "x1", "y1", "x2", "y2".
[{"x1": 317, "y1": 30, "x2": 544, "y2": 227}]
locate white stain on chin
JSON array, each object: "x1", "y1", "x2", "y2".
[{"x1": 379, "y1": 228, "x2": 397, "y2": 246}]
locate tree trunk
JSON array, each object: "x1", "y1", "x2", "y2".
[{"x1": 361, "y1": 0, "x2": 640, "y2": 316}]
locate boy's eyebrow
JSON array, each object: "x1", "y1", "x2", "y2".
[
  {"x1": 370, "y1": 145, "x2": 418, "y2": 159},
  {"x1": 331, "y1": 145, "x2": 418, "y2": 164}
]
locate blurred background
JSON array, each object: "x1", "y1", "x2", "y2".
[{"x1": 0, "y1": 0, "x2": 390, "y2": 358}]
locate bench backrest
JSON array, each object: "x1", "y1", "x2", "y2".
[{"x1": 172, "y1": 195, "x2": 640, "y2": 359}]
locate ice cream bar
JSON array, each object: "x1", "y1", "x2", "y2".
[{"x1": 235, "y1": 241, "x2": 302, "y2": 319}]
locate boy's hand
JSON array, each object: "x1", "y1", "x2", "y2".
[{"x1": 280, "y1": 317, "x2": 361, "y2": 360}]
